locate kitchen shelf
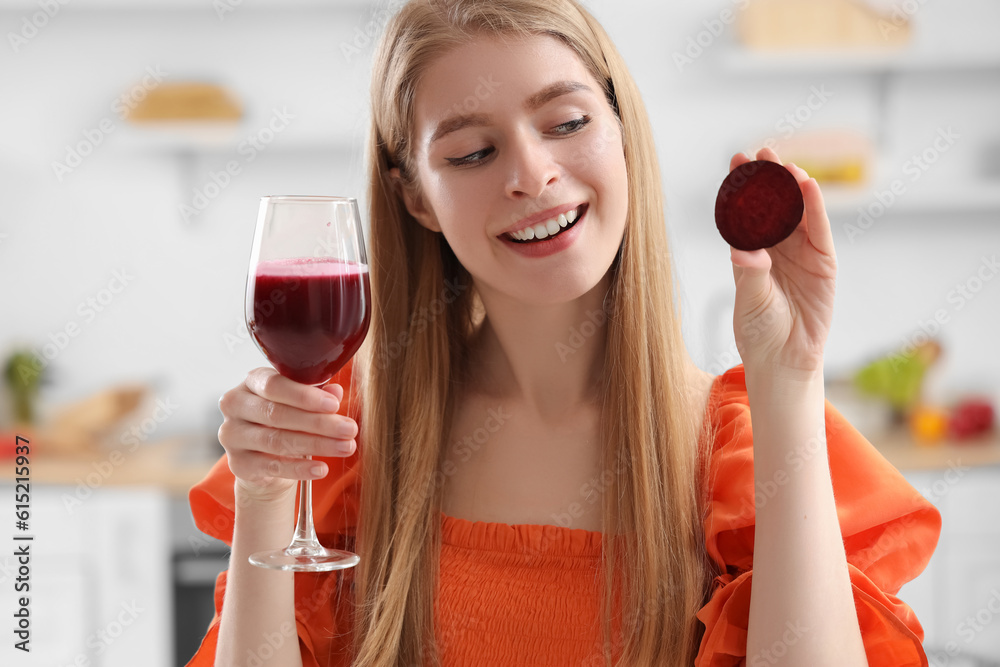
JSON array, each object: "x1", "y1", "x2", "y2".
[
  {"x1": 821, "y1": 181, "x2": 1000, "y2": 217},
  {"x1": 707, "y1": 24, "x2": 1000, "y2": 219},
  {"x1": 718, "y1": 45, "x2": 1000, "y2": 75},
  {"x1": 110, "y1": 120, "x2": 361, "y2": 156},
  {"x1": 0, "y1": 0, "x2": 369, "y2": 10}
]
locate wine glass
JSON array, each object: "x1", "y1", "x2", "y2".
[{"x1": 244, "y1": 195, "x2": 371, "y2": 572}]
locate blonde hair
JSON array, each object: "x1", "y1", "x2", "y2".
[{"x1": 351, "y1": 1, "x2": 715, "y2": 664}]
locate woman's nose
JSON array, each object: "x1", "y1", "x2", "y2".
[{"x1": 504, "y1": 131, "x2": 560, "y2": 199}]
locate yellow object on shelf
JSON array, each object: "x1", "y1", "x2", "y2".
[
  {"x1": 125, "y1": 82, "x2": 243, "y2": 123},
  {"x1": 768, "y1": 129, "x2": 873, "y2": 186},
  {"x1": 738, "y1": 0, "x2": 911, "y2": 51}
]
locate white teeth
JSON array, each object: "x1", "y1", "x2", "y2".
[{"x1": 509, "y1": 207, "x2": 582, "y2": 242}]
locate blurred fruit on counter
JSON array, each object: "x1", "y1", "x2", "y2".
[
  {"x1": 948, "y1": 398, "x2": 994, "y2": 441},
  {"x1": 907, "y1": 398, "x2": 995, "y2": 445},
  {"x1": 908, "y1": 405, "x2": 950, "y2": 445},
  {"x1": 854, "y1": 339, "x2": 941, "y2": 424}
]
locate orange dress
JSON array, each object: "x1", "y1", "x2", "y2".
[{"x1": 185, "y1": 363, "x2": 941, "y2": 666}]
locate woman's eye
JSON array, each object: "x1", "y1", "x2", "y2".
[
  {"x1": 444, "y1": 116, "x2": 592, "y2": 167},
  {"x1": 553, "y1": 115, "x2": 592, "y2": 135},
  {"x1": 446, "y1": 147, "x2": 494, "y2": 167}
]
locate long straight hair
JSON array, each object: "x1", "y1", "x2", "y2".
[{"x1": 350, "y1": 1, "x2": 715, "y2": 664}]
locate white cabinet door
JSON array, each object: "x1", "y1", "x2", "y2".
[
  {"x1": 901, "y1": 466, "x2": 1000, "y2": 664},
  {"x1": 0, "y1": 484, "x2": 172, "y2": 667}
]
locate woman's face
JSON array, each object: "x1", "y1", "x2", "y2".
[{"x1": 395, "y1": 33, "x2": 629, "y2": 306}]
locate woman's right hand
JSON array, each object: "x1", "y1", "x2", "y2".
[{"x1": 217, "y1": 367, "x2": 359, "y2": 501}]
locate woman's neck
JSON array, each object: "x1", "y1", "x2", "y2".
[{"x1": 466, "y1": 274, "x2": 611, "y2": 422}]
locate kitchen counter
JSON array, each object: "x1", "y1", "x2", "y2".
[
  {"x1": 3, "y1": 429, "x2": 996, "y2": 493},
  {"x1": 0, "y1": 435, "x2": 218, "y2": 496},
  {"x1": 867, "y1": 428, "x2": 1000, "y2": 471}
]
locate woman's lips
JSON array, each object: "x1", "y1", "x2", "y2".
[
  {"x1": 503, "y1": 204, "x2": 587, "y2": 243},
  {"x1": 498, "y1": 204, "x2": 588, "y2": 258}
]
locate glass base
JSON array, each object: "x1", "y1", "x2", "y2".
[{"x1": 249, "y1": 544, "x2": 360, "y2": 572}]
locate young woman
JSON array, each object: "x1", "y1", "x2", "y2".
[{"x1": 187, "y1": 1, "x2": 940, "y2": 665}]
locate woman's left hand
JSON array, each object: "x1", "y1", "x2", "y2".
[{"x1": 728, "y1": 147, "x2": 837, "y2": 378}]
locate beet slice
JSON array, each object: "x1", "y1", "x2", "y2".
[{"x1": 714, "y1": 160, "x2": 804, "y2": 251}]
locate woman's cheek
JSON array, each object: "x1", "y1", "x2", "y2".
[{"x1": 571, "y1": 122, "x2": 622, "y2": 175}]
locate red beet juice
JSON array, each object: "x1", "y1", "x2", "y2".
[{"x1": 249, "y1": 257, "x2": 371, "y2": 385}]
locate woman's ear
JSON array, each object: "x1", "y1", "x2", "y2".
[{"x1": 388, "y1": 167, "x2": 441, "y2": 233}]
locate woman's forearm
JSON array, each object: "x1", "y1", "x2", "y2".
[
  {"x1": 215, "y1": 485, "x2": 303, "y2": 667},
  {"x1": 744, "y1": 368, "x2": 868, "y2": 666}
]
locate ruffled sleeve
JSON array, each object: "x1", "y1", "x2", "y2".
[
  {"x1": 184, "y1": 361, "x2": 363, "y2": 667},
  {"x1": 695, "y1": 365, "x2": 942, "y2": 667}
]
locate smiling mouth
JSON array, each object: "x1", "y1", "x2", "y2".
[{"x1": 504, "y1": 204, "x2": 588, "y2": 244}]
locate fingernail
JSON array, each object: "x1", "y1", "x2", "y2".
[
  {"x1": 311, "y1": 463, "x2": 327, "y2": 477},
  {"x1": 321, "y1": 396, "x2": 340, "y2": 412}
]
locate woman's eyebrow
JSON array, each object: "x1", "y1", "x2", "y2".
[{"x1": 428, "y1": 80, "x2": 594, "y2": 146}]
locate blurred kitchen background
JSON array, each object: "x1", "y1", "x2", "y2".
[{"x1": 1, "y1": 0, "x2": 999, "y2": 664}]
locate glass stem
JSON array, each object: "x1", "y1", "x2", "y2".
[{"x1": 290, "y1": 466, "x2": 320, "y2": 548}]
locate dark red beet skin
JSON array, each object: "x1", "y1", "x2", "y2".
[{"x1": 715, "y1": 160, "x2": 804, "y2": 251}]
